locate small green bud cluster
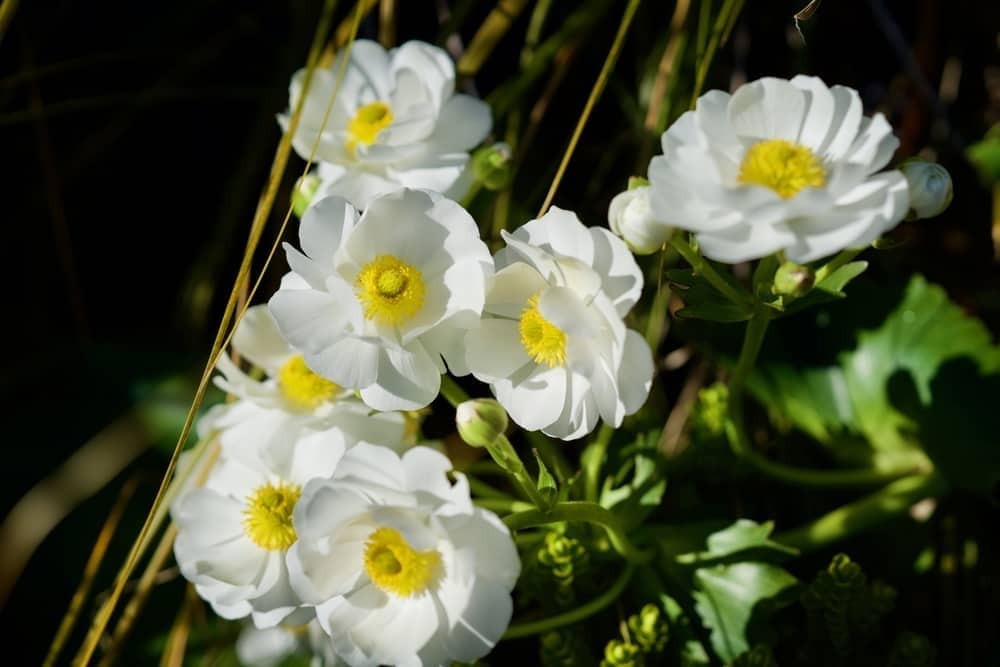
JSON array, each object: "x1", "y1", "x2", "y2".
[
  {"x1": 690, "y1": 383, "x2": 730, "y2": 439},
  {"x1": 536, "y1": 531, "x2": 589, "y2": 605},
  {"x1": 627, "y1": 603, "x2": 670, "y2": 654},
  {"x1": 600, "y1": 639, "x2": 644, "y2": 667},
  {"x1": 599, "y1": 603, "x2": 670, "y2": 667}
]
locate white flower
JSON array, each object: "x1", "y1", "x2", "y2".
[
  {"x1": 608, "y1": 185, "x2": 672, "y2": 254},
  {"x1": 171, "y1": 418, "x2": 348, "y2": 627},
  {"x1": 280, "y1": 40, "x2": 492, "y2": 209},
  {"x1": 647, "y1": 76, "x2": 910, "y2": 263},
  {"x1": 462, "y1": 207, "x2": 654, "y2": 440},
  {"x1": 288, "y1": 444, "x2": 520, "y2": 667},
  {"x1": 216, "y1": 305, "x2": 410, "y2": 449},
  {"x1": 899, "y1": 158, "x2": 953, "y2": 219},
  {"x1": 268, "y1": 189, "x2": 493, "y2": 412}
]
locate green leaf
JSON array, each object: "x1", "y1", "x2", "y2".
[
  {"x1": 599, "y1": 431, "x2": 667, "y2": 530},
  {"x1": 781, "y1": 260, "x2": 868, "y2": 315},
  {"x1": 533, "y1": 449, "x2": 558, "y2": 509},
  {"x1": 967, "y1": 124, "x2": 1000, "y2": 185},
  {"x1": 677, "y1": 520, "x2": 798, "y2": 565},
  {"x1": 669, "y1": 268, "x2": 753, "y2": 322},
  {"x1": 693, "y1": 562, "x2": 798, "y2": 662},
  {"x1": 748, "y1": 275, "x2": 1000, "y2": 479}
]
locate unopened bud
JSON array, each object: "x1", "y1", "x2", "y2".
[
  {"x1": 608, "y1": 184, "x2": 672, "y2": 255},
  {"x1": 292, "y1": 173, "x2": 321, "y2": 218},
  {"x1": 471, "y1": 142, "x2": 513, "y2": 191},
  {"x1": 772, "y1": 261, "x2": 815, "y2": 297},
  {"x1": 600, "y1": 639, "x2": 643, "y2": 667},
  {"x1": 900, "y1": 159, "x2": 953, "y2": 220},
  {"x1": 455, "y1": 399, "x2": 508, "y2": 448}
]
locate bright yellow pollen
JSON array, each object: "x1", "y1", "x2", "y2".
[
  {"x1": 243, "y1": 481, "x2": 302, "y2": 551},
  {"x1": 278, "y1": 354, "x2": 339, "y2": 409},
  {"x1": 519, "y1": 294, "x2": 567, "y2": 368},
  {"x1": 363, "y1": 527, "x2": 441, "y2": 597},
  {"x1": 346, "y1": 101, "x2": 393, "y2": 155},
  {"x1": 355, "y1": 254, "x2": 425, "y2": 326},
  {"x1": 738, "y1": 139, "x2": 827, "y2": 199}
]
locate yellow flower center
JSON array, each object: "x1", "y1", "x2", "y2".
[
  {"x1": 243, "y1": 481, "x2": 302, "y2": 551},
  {"x1": 346, "y1": 101, "x2": 393, "y2": 155},
  {"x1": 363, "y1": 527, "x2": 441, "y2": 597},
  {"x1": 278, "y1": 354, "x2": 339, "y2": 409},
  {"x1": 519, "y1": 294, "x2": 567, "y2": 368},
  {"x1": 355, "y1": 254, "x2": 426, "y2": 326},
  {"x1": 738, "y1": 139, "x2": 827, "y2": 199}
]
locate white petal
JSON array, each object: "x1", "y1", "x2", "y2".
[
  {"x1": 315, "y1": 169, "x2": 400, "y2": 211},
  {"x1": 537, "y1": 286, "x2": 599, "y2": 338},
  {"x1": 402, "y1": 446, "x2": 455, "y2": 499},
  {"x1": 589, "y1": 227, "x2": 644, "y2": 316},
  {"x1": 361, "y1": 341, "x2": 441, "y2": 411},
  {"x1": 287, "y1": 427, "x2": 347, "y2": 487},
  {"x1": 619, "y1": 329, "x2": 654, "y2": 415},
  {"x1": 440, "y1": 508, "x2": 520, "y2": 588},
  {"x1": 390, "y1": 41, "x2": 455, "y2": 111},
  {"x1": 300, "y1": 195, "x2": 358, "y2": 263},
  {"x1": 268, "y1": 288, "x2": 350, "y2": 353},
  {"x1": 465, "y1": 318, "x2": 532, "y2": 380},
  {"x1": 817, "y1": 85, "x2": 863, "y2": 160},
  {"x1": 728, "y1": 77, "x2": 807, "y2": 142},
  {"x1": 483, "y1": 262, "x2": 547, "y2": 319},
  {"x1": 427, "y1": 94, "x2": 492, "y2": 152},
  {"x1": 845, "y1": 113, "x2": 899, "y2": 174},
  {"x1": 546, "y1": 370, "x2": 598, "y2": 440},
  {"x1": 790, "y1": 75, "x2": 835, "y2": 151},
  {"x1": 494, "y1": 366, "x2": 567, "y2": 432},
  {"x1": 231, "y1": 306, "x2": 292, "y2": 374},
  {"x1": 303, "y1": 335, "x2": 380, "y2": 390},
  {"x1": 514, "y1": 207, "x2": 595, "y2": 265}
]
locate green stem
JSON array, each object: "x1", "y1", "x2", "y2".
[
  {"x1": 439, "y1": 374, "x2": 471, "y2": 408},
  {"x1": 670, "y1": 235, "x2": 752, "y2": 309},
  {"x1": 583, "y1": 424, "x2": 614, "y2": 502},
  {"x1": 730, "y1": 451, "x2": 926, "y2": 488},
  {"x1": 503, "y1": 563, "x2": 635, "y2": 639},
  {"x1": 775, "y1": 473, "x2": 948, "y2": 553},
  {"x1": 474, "y1": 497, "x2": 534, "y2": 514},
  {"x1": 503, "y1": 501, "x2": 652, "y2": 564},
  {"x1": 690, "y1": 0, "x2": 746, "y2": 107}
]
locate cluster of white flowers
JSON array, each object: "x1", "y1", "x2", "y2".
[{"x1": 171, "y1": 34, "x2": 945, "y2": 666}]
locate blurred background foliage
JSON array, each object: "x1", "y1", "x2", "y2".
[{"x1": 2, "y1": 0, "x2": 999, "y2": 664}]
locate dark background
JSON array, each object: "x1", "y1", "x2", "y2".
[{"x1": 2, "y1": 0, "x2": 999, "y2": 664}]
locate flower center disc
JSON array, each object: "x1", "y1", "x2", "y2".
[
  {"x1": 519, "y1": 294, "x2": 567, "y2": 368},
  {"x1": 347, "y1": 101, "x2": 393, "y2": 154},
  {"x1": 738, "y1": 139, "x2": 826, "y2": 199},
  {"x1": 243, "y1": 481, "x2": 302, "y2": 551},
  {"x1": 278, "y1": 354, "x2": 339, "y2": 409},
  {"x1": 355, "y1": 254, "x2": 426, "y2": 326},
  {"x1": 364, "y1": 527, "x2": 440, "y2": 597}
]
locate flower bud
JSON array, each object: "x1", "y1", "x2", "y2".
[
  {"x1": 607, "y1": 185, "x2": 672, "y2": 255},
  {"x1": 772, "y1": 261, "x2": 815, "y2": 297},
  {"x1": 471, "y1": 142, "x2": 513, "y2": 191},
  {"x1": 900, "y1": 159, "x2": 953, "y2": 220},
  {"x1": 455, "y1": 399, "x2": 508, "y2": 448},
  {"x1": 627, "y1": 603, "x2": 669, "y2": 654},
  {"x1": 292, "y1": 173, "x2": 321, "y2": 218}
]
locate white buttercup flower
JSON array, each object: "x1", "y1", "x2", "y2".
[
  {"x1": 288, "y1": 444, "x2": 520, "y2": 667},
  {"x1": 462, "y1": 207, "x2": 654, "y2": 440},
  {"x1": 647, "y1": 76, "x2": 910, "y2": 263},
  {"x1": 216, "y1": 305, "x2": 409, "y2": 449},
  {"x1": 607, "y1": 184, "x2": 672, "y2": 254},
  {"x1": 280, "y1": 40, "x2": 491, "y2": 209},
  {"x1": 268, "y1": 189, "x2": 493, "y2": 412},
  {"x1": 171, "y1": 419, "x2": 348, "y2": 627}
]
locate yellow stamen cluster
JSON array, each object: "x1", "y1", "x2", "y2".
[
  {"x1": 738, "y1": 139, "x2": 826, "y2": 199},
  {"x1": 363, "y1": 527, "x2": 441, "y2": 597},
  {"x1": 355, "y1": 254, "x2": 426, "y2": 326},
  {"x1": 243, "y1": 481, "x2": 302, "y2": 551},
  {"x1": 519, "y1": 294, "x2": 567, "y2": 368},
  {"x1": 347, "y1": 101, "x2": 393, "y2": 155},
  {"x1": 278, "y1": 354, "x2": 339, "y2": 410}
]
